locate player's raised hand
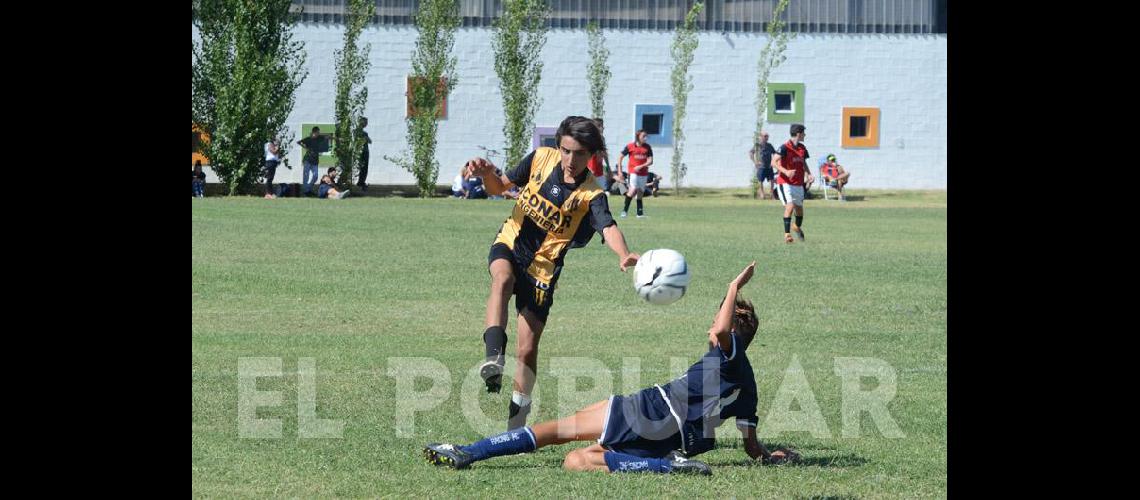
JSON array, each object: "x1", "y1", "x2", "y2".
[
  {"x1": 619, "y1": 252, "x2": 640, "y2": 272},
  {"x1": 733, "y1": 261, "x2": 756, "y2": 288},
  {"x1": 465, "y1": 157, "x2": 495, "y2": 177}
]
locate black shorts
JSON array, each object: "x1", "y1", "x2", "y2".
[
  {"x1": 757, "y1": 166, "x2": 774, "y2": 183},
  {"x1": 488, "y1": 243, "x2": 553, "y2": 323},
  {"x1": 598, "y1": 387, "x2": 682, "y2": 458}
]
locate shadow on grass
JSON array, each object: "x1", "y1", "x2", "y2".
[
  {"x1": 469, "y1": 461, "x2": 565, "y2": 470},
  {"x1": 812, "y1": 195, "x2": 866, "y2": 202},
  {"x1": 715, "y1": 452, "x2": 868, "y2": 468},
  {"x1": 726, "y1": 193, "x2": 868, "y2": 202},
  {"x1": 716, "y1": 442, "x2": 869, "y2": 468}
]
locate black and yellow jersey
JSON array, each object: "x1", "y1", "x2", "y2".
[{"x1": 494, "y1": 147, "x2": 616, "y2": 288}]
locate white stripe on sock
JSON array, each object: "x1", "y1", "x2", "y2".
[{"x1": 523, "y1": 426, "x2": 537, "y2": 448}]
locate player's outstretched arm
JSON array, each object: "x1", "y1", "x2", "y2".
[
  {"x1": 601, "y1": 225, "x2": 639, "y2": 271},
  {"x1": 466, "y1": 157, "x2": 512, "y2": 195},
  {"x1": 740, "y1": 425, "x2": 771, "y2": 461},
  {"x1": 709, "y1": 262, "x2": 756, "y2": 351},
  {"x1": 740, "y1": 425, "x2": 799, "y2": 465}
]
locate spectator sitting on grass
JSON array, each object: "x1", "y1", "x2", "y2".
[
  {"x1": 451, "y1": 167, "x2": 466, "y2": 198},
  {"x1": 609, "y1": 171, "x2": 628, "y2": 196},
  {"x1": 318, "y1": 168, "x2": 350, "y2": 199},
  {"x1": 644, "y1": 171, "x2": 660, "y2": 197},
  {"x1": 463, "y1": 172, "x2": 488, "y2": 199}
]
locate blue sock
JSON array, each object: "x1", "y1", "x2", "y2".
[
  {"x1": 603, "y1": 451, "x2": 673, "y2": 473},
  {"x1": 459, "y1": 427, "x2": 537, "y2": 462}
]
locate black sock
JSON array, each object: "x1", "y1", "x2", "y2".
[
  {"x1": 483, "y1": 326, "x2": 507, "y2": 359},
  {"x1": 636, "y1": 198, "x2": 643, "y2": 215},
  {"x1": 623, "y1": 196, "x2": 632, "y2": 212},
  {"x1": 783, "y1": 217, "x2": 792, "y2": 233},
  {"x1": 508, "y1": 400, "x2": 532, "y2": 427},
  {"x1": 795, "y1": 215, "x2": 803, "y2": 229}
]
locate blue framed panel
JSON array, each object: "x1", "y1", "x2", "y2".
[{"x1": 634, "y1": 104, "x2": 673, "y2": 147}]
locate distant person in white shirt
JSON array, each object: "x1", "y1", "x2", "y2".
[{"x1": 264, "y1": 139, "x2": 281, "y2": 199}]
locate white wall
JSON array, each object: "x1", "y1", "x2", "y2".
[{"x1": 194, "y1": 24, "x2": 946, "y2": 189}]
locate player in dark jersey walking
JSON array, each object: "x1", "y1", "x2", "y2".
[
  {"x1": 465, "y1": 116, "x2": 641, "y2": 429},
  {"x1": 424, "y1": 261, "x2": 800, "y2": 475},
  {"x1": 772, "y1": 124, "x2": 815, "y2": 243}
]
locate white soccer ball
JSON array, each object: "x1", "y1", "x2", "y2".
[{"x1": 633, "y1": 249, "x2": 691, "y2": 305}]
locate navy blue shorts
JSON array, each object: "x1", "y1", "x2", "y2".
[
  {"x1": 488, "y1": 243, "x2": 554, "y2": 323},
  {"x1": 757, "y1": 167, "x2": 774, "y2": 183},
  {"x1": 318, "y1": 183, "x2": 332, "y2": 199},
  {"x1": 598, "y1": 387, "x2": 682, "y2": 458}
]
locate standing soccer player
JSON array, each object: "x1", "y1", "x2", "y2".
[
  {"x1": 772, "y1": 124, "x2": 815, "y2": 243},
  {"x1": 617, "y1": 130, "x2": 653, "y2": 218},
  {"x1": 466, "y1": 116, "x2": 640, "y2": 429}
]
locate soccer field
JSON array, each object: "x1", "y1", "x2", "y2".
[{"x1": 192, "y1": 189, "x2": 947, "y2": 498}]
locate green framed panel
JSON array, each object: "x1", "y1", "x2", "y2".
[
  {"x1": 299, "y1": 122, "x2": 338, "y2": 168},
  {"x1": 766, "y1": 83, "x2": 805, "y2": 124}
]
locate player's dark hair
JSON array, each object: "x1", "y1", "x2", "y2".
[
  {"x1": 312, "y1": 126, "x2": 321, "y2": 133},
  {"x1": 733, "y1": 299, "x2": 759, "y2": 350},
  {"x1": 555, "y1": 116, "x2": 606, "y2": 155},
  {"x1": 715, "y1": 296, "x2": 760, "y2": 350}
]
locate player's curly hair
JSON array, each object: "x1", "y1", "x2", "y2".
[{"x1": 733, "y1": 299, "x2": 759, "y2": 350}]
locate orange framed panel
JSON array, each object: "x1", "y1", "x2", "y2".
[{"x1": 841, "y1": 107, "x2": 880, "y2": 148}]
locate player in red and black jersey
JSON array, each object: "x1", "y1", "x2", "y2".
[
  {"x1": 617, "y1": 130, "x2": 654, "y2": 218},
  {"x1": 772, "y1": 124, "x2": 815, "y2": 243}
]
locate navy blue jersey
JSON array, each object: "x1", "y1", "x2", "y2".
[{"x1": 658, "y1": 333, "x2": 759, "y2": 455}]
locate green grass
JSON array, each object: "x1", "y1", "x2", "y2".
[{"x1": 192, "y1": 189, "x2": 947, "y2": 498}]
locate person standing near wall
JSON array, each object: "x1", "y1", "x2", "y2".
[
  {"x1": 750, "y1": 131, "x2": 776, "y2": 200},
  {"x1": 298, "y1": 127, "x2": 328, "y2": 196},
  {"x1": 356, "y1": 117, "x2": 372, "y2": 191},
  {"x1": 264, "y1": 139, "x2": 281, "y2": 199}
]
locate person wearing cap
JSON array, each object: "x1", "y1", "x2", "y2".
[
  {"x1": 749, "y1": 131, "x2": 777, "y2": 200},
  {"x1": 820, "y1": 154, "x2": 850, "y2": 201},
  {"x1": 771, "y1": 124, "x2": 814, "y2": 243}
]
